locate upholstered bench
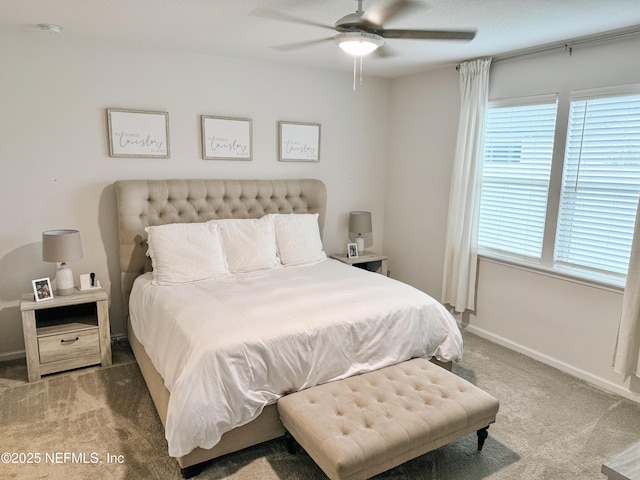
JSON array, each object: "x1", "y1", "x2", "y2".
[{"x1": 277, "y1": 358, "x2": 499, "y2": 480}]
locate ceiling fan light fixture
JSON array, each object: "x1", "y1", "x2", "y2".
[{"x1": 335, "y1": 32, "x2": 384, "y2": 56}]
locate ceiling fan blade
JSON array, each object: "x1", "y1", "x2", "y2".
[
  {"x1": 252, "y1": 8, "x2": 335, "y2": 31},
  {"x1": 363, "y1": 0, "x2": 425, "y2": 27},
  {"x1": 381, "y1": 29, "x2": 476, "y2": 40},
  {"x1": 373, "y1": 44, "x2": 398, "y2": 58},
  {"x1": 271, "y1": 37, "x2": 334, "y2": 52}
]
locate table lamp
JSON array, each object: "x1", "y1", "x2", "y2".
[
  {"x1": 349, "y1": 211, "x2": 372, "y2": 256},
  {"x1": 42, "y1": 229, "x2": 83, "y2": 295}
]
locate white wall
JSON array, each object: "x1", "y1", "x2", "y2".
[
  {"x1": 385, "y1": 66, "x2": 460, "y2": 295},
  {"x1": 385, "y1": 35, "x2": 640, "y2": 401},
  {"x1": 0, "y1": 28, "x2": 390, "y2": 358}
]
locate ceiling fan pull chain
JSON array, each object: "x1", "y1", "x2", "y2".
[
  {"x1": 352, "y1": 56, "x2": 365, "y2": 91},
  {"x1": 353, "y1": 56, "x2": 357, "y2": 91}
]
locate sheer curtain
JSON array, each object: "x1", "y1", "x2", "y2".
[
  {"x1": 613, "y1": 198, "x2": 640, "y2": 379},
  {"x1": 441, "y1": 58, "x2": 492, "y2": 313}
]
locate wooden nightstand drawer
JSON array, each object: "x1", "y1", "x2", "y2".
[{"x1": 38, "y1": 328, "x2": 100, "y2": 364}]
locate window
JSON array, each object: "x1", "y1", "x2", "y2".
[
  {"x1": 478, "y1": 86, "x2": 640, "y2": 285},
  {"x1": 478, "y1": 96, "x2": 558, "y2": 260},
  {"x1": 555, "y1": 92, "x2": 640, "y2": 276}
]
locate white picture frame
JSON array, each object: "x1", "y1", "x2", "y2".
[
  {"x1": 32, "y1": 277, "x2": 54, "y2": 302},
  {"x1": 278, "y1": 121, "x2": 321, "y2": 162},
  {"x1": 347, "y1": 242, "x2": 359, "y2": 258},
  {"x1": 201, "y1": 116, "x2": 252, "y2": 160},
  {"x1": 107, "y1": 108, "x2": 170, "y2": 158}
]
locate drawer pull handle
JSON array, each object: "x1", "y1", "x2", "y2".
[{"x1": 60, "y1": 337, "x2": 79, "y2": 345}]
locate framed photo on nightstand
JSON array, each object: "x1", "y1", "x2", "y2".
[
  {"x1": 32, "y1": 277, "x2": 53, "y2": 302},
  {"x1": 347, "y1": 243, "x2": 358, "y2": 258}
]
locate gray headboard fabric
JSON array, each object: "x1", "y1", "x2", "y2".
[{"x1": 114, "y1": 178, "x2": 327, "y2": 320}]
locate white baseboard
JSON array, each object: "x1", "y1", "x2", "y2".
[
  {"x1": 0, "y1": 350, "x2": 26, "y2": 362},
  {"x1": 112, "y1": 332, "x2": 128, "y2": 344},
  {"x1": 0, "y1": 333, "x2": 128, "y2": 364},
  {"x1": 463, "y1": 324, "x2": 640, "y2": 405}
]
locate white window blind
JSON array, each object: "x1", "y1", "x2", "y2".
[
  {"x1": 555, "y1": 92, "x2": 640, "y2": 276},
  {"x1": 478, "y1": 97, "x2": 558, "y2": 259}
]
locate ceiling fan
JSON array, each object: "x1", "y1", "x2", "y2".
[{"x1": 257, "y1": 0, "x2": 476, "y2": 57}]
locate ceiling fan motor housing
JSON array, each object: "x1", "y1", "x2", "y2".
[{"x1": 335, "y1": 12, "x2": 380, "y2": 34}]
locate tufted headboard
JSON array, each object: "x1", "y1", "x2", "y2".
[{"x1": 114, "y1": 178, "x2": 327, "y2": 320}]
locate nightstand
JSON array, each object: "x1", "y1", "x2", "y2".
[
  {"x1": 330, "y1": 251, "x2": 389, "y2": 275},
  {"x1": 20, "y1": 289, "x2": 112, "y2": 382}
]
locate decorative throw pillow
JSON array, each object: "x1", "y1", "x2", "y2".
[
  {"x1": 270, "y1": 213, "x2": 327, "y2": 267},
  {"x1": 145, "y1": 222, "x2": 228, "y2": 285},
  {"x1": 212, "y1": 217, "x2": 281, "y2": 273}
]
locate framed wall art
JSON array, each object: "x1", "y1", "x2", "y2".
[
  {"x1": 107, "y1": 108, "x2": 170, "y2": 158},
  {"x1": 278, "y1": 121, "x2": 321, "y2": 162},
  {"x1": 201, "y1": 116, "x2": 252, "y2": 160}
]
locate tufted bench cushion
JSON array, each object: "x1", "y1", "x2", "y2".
[{"x1": 277, "y1": 358, "x2": 499, "y2": 480}]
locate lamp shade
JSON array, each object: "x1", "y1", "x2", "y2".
[
  {"x1": 42, "y1": 229, "x2": 83, "y2": 262},
  {"x1": 349, "y1": 211, "x2": 372, "y2": 234}
]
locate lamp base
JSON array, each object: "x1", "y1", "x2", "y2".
[
  {"x1": 56, "y1": 263, "x2": 75, "y2": 296},
  {"x1": 355, "y1": 236, "x2": 365, "y2": 256}
]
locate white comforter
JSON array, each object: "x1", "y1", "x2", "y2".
[{"x1": 129, "y1": 259, "x2": 462, "y2": 457}]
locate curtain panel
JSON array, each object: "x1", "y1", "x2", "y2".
[
  {"x1": 614, "y1": 197, "x2": 640, "y2": 380},
  {"x1": 441, "y1": 58, "x2": 492, "y2": 313}
]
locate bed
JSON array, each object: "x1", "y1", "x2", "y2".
[{"x1": 114, "y1": 178, "x2": 462, "y2": 477}]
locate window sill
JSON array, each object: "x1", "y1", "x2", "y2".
[{"x1": 477, "y1": 252, "x2": 625, "y2": 294}]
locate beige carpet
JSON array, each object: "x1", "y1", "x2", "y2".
[{"x1": 1, "y1": 332, "x2": 640, "y2": 480}]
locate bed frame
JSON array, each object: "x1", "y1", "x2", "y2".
[{"x1": 114, "y1": 179, "x2": 327, "y2": 477}]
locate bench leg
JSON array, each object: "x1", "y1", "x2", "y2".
[
  {"x1": 477, "y1": 426, "x2": 489, "y2": 451},
  {"x1": 285, "y1": 430, "x2": 299, "y2": 454}
]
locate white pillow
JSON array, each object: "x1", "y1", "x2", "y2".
[
  {"x1": 145, "y1": 222, "x2": 228, "y2": 285},
  {"x1": 212, "y1": 217, "x2": 281, "y2": 273},
  {"x1": 270, "y1": 213, "x2": 327, "y2": 267}
]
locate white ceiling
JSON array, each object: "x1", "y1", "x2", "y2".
[{"x1": 2, "y1": 0, "x2": 640, "y2": 78}]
